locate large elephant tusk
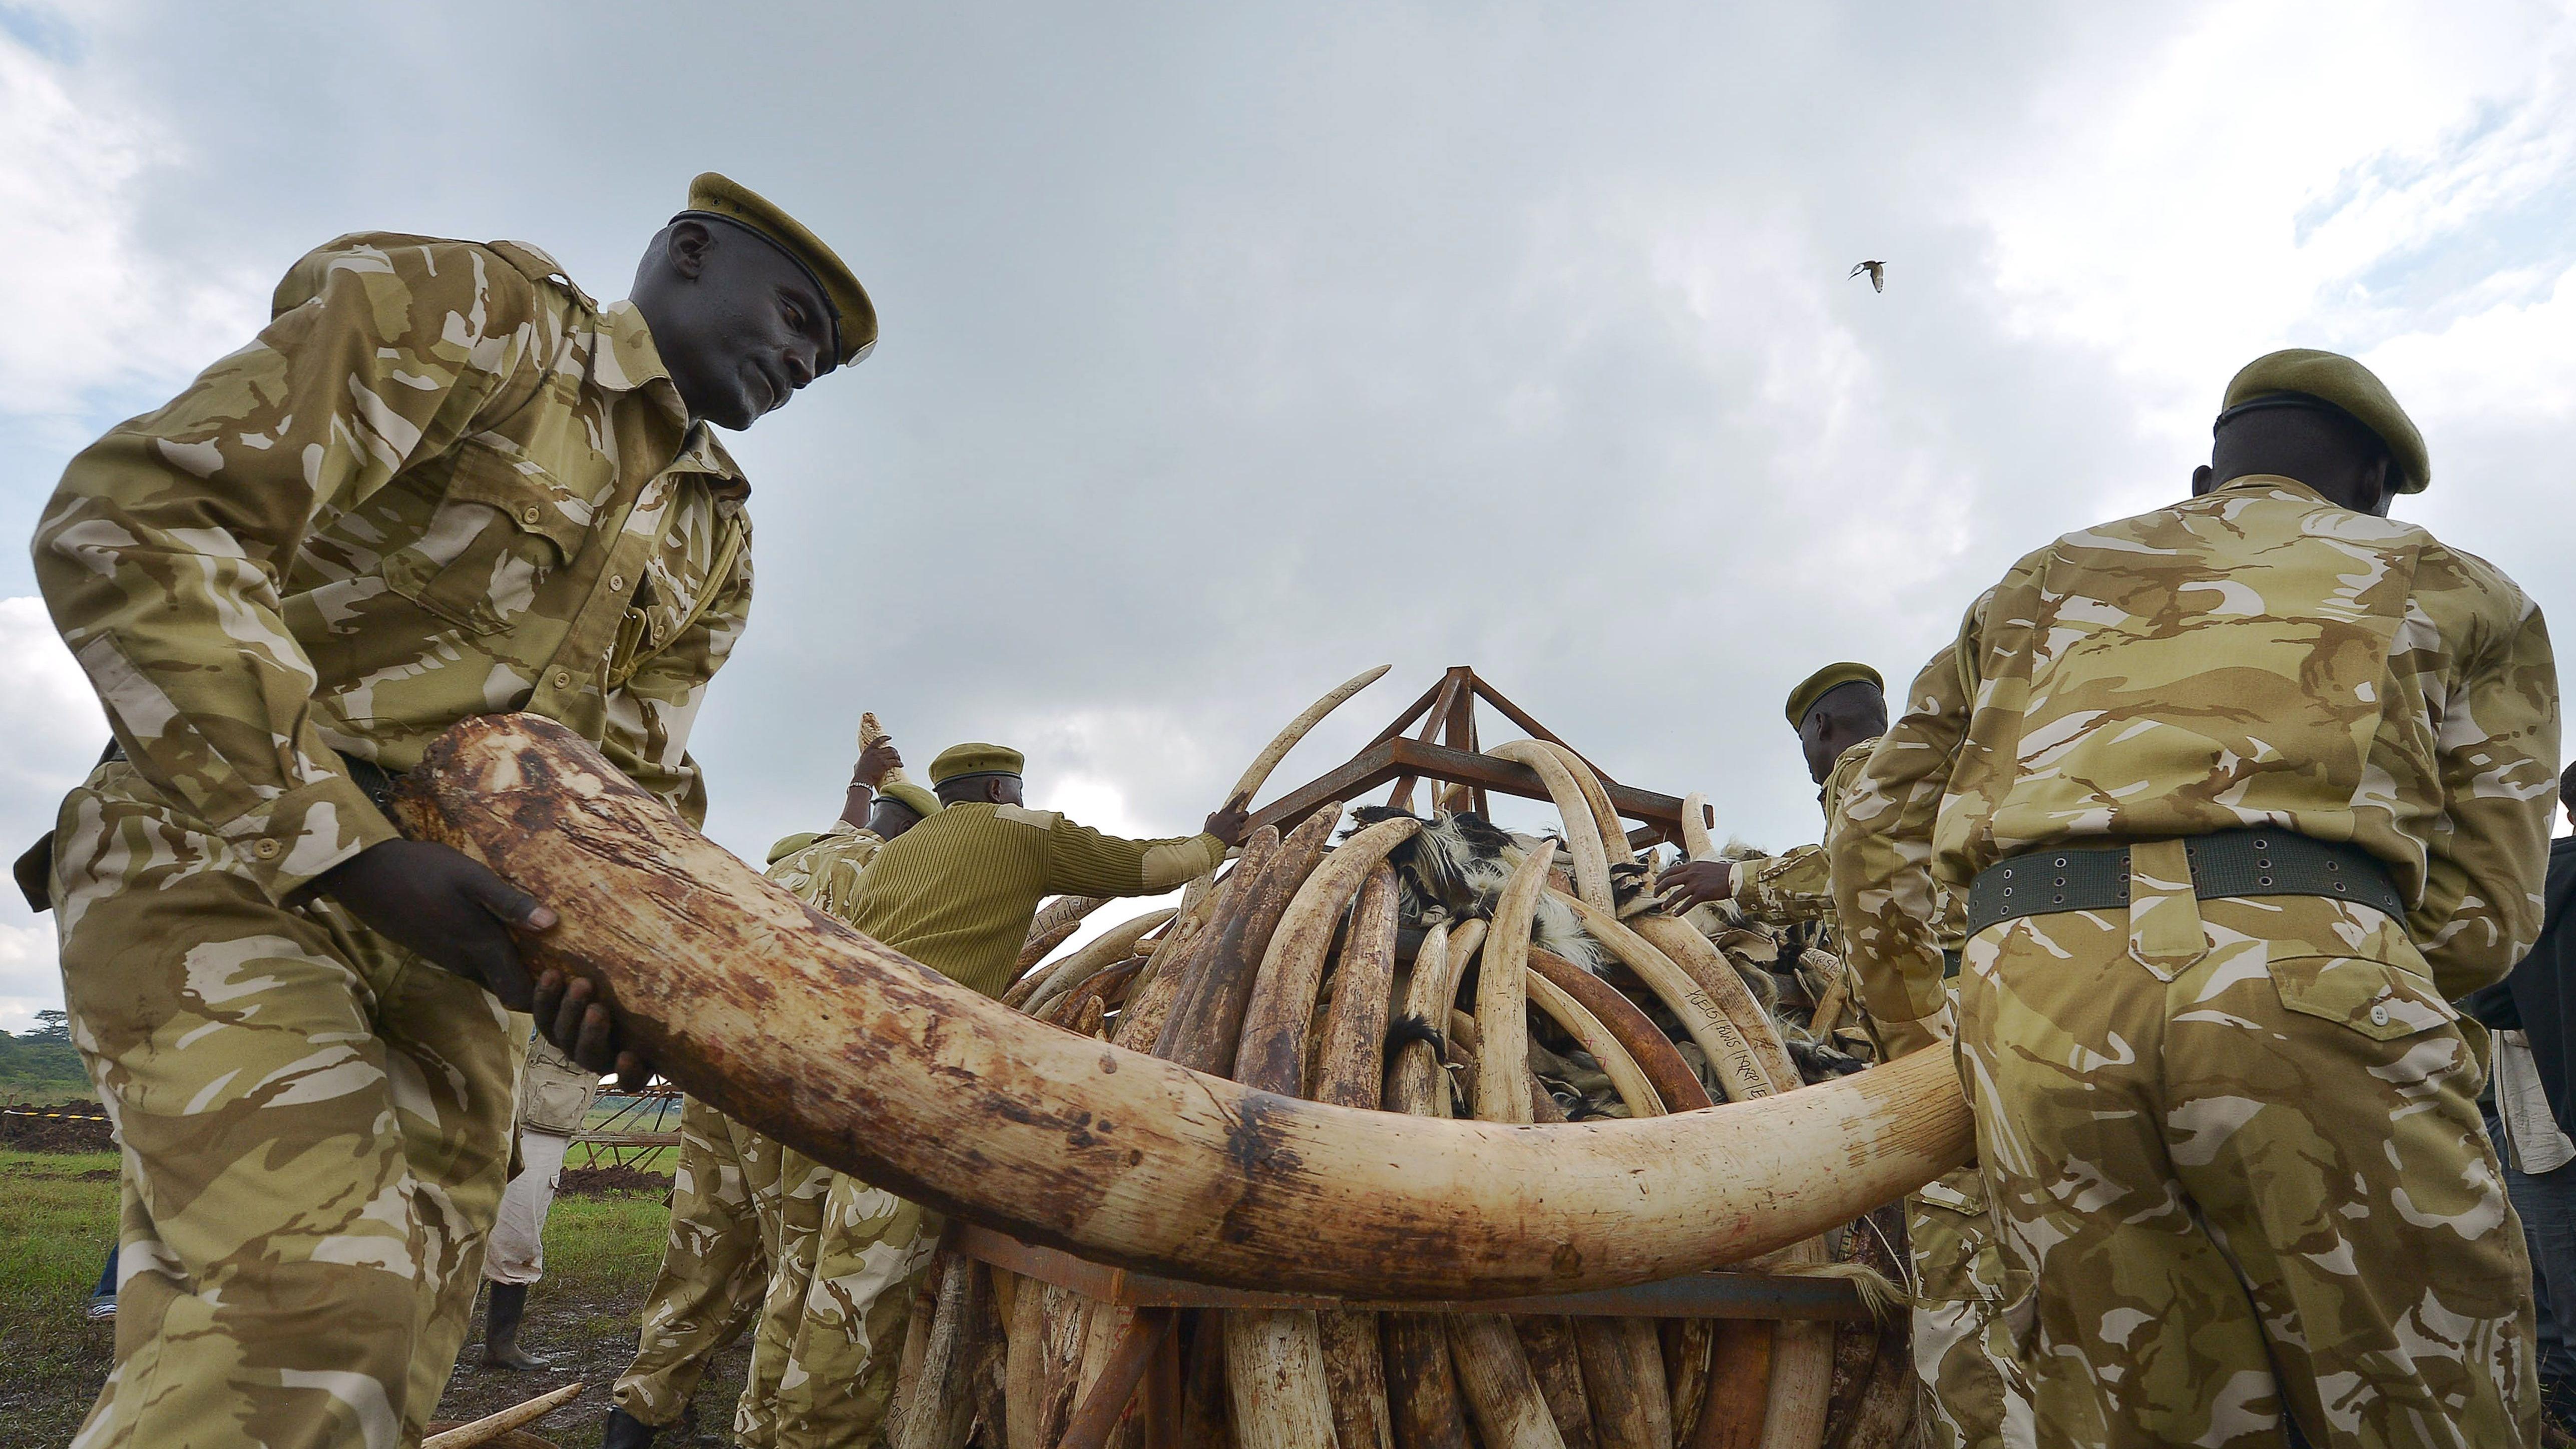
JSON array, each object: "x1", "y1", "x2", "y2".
[
  {"x1": 1023, "y1": 908, "x2": 1178, "y2": 1019},
  {"x1": 1524, "y1": 968, "x2": 1663, "y2": 1119},
  {"x1": 1231, "y1": 663, "x2": 1391, "y2": 806},
  {"x1": 394, "y1": 714, "x2": 1971, "y2": 1299},
  {"x1": 1678, "y1": 792, "x2": 1718, "y2": 863},
  {"x1": 1487, "y1": 741, "x2": 1613, "y2": 910},
  {"x1": 1533, "y1": 740, "x2": 1634, "y2": 868},
  {"x1": 1473, "y1": 842, "x2": 1555, "y2": 1124},
  {"x1": 1233, "y1": 815, "x2": 1418, "y2": 1097}
]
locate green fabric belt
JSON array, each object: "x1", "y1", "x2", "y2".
[{"x1": 1964, "y1": 827, "x2": 2406, "y2": 940}]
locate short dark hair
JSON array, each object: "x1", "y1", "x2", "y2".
[{"x1": 935, "y1": 770, "x2": 1020, "y2": 802}]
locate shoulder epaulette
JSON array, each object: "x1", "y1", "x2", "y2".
[
  {"x1": 484, "y1": 239, "x2": 597, "y2": 310},
  {"x1": 995, "y1": 805, "x2": 1062, "y2": 830}
]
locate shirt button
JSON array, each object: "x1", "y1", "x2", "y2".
[
  {"x1": 610, "y1": 574, "x2": 626, "y2": 592},
  {"x1": 252, "y1": 838, "x2": 282, "y2": 860},
  {"x1": 2368, "y1": 1004, "x2": 2390, "y2": 1028},
  {"x1": 553, "y1": 670, "x2": 573, "y2": 688},
  {"x1": 520, "y1": 504, "x2": 543, "y2": 525}
]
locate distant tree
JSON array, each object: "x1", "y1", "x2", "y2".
[{"x1": 26, "y1": 1009, "x2": 70, "y2": 1043}]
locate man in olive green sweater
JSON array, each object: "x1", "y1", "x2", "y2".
[{"x1": 770, "y1": 743, "x2": 1248, "y2": 1448}]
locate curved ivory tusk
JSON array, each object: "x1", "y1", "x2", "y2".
[
  {"x1": 1234, "y1": 815, "x2": 1419, "y2": 1095},
  {"x1": 1527, "y1": 947, "x2": 1711, "y2": 1114},
  {"x1": 1488, "y1": 741, "x2": 1613, "y2": 910},
  {"x1": 1525, "y1": 969, "x2": 1664, "y2": 1119},
  {"x1": 1679, "y1": 792, "x2": 1718, "y2": 863},
  {"x1": 1231, "y1": 664, "x2": 1391, "y2": 806},
  {"x1": 1534, "y1": 740, "x2": 1633, "y2": 867},
  {"x1": 394, "y1": 714, "x2": 1971, "y2": 1299},
  {"x1": 1550, "y1": 890, "x2": 1772, "y2": 1104},
  {"x1": 1474, "y1": 842, "x2": 1554, "y2": 1124},
  {"x1": 1024, "y1": 908, "x2": 1178, "y2": 1018}
]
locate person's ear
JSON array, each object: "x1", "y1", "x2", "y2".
[
  {"x1": 2191, "y1": 464, "x2": 2215, "y2": 498},
  {"x1": 665, "y1": 220, "x2": 713, "y2": 282},
  {"x1": 986, "y1": 778, "x2": 1006, "y2": 803}
]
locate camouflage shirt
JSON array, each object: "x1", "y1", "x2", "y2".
[
  {"x1": 33, "y1": 233, "x2": 753, "y2": 902},
  {"x1": 1729, "y1": 740, "x2": 1879, "y2": 925},
  {"x1": 766, "y1": 821, "x2": 889, "y2": 922},
  {"x1": 1830, "y1": 475, "x2": 2559, "y2": 1026}
]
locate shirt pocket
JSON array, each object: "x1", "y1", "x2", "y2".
[{"x1": 380, "y1": 438, "x2": 591, "y2": 636}]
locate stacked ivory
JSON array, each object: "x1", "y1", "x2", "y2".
[
  {"x1": 900, "y1": 747, "x2": 1920, "y2": 1447},
  {"x1": 387, "y1": 677, "x2": 1967, "y2": 1449}
]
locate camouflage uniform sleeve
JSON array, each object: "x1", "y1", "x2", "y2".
[
  {"x1": 601, "y1": 527, "x2": 753, "y2": 829},
  {"x1": 1041, "y1": 815, "x2": 1226, "y2": 898},
  {"x1": 1830, "y1": 596, "x2": 1987, "y2": 1030},
  {"x1": 31, "y1": 238, "x2": 542, "y2": 901},
  {"x1": 1730, "y1": 845, "x2": 1837, "y2": 924},
  {"x1": 2414, "y1": 576, "x2": 2559, "y2": 998}
]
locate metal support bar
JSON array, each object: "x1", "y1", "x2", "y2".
[
  {"x1": 1249, "y1": 738, "x2": 1689, "y2": 838},
  {"x1": 955, "y1": 1225, "x2": 1869, "y2": 1321}
]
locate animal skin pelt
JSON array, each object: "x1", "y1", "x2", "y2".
[{"x1": 1346, "y1": 807, "x2": 1604, "y2": 972}]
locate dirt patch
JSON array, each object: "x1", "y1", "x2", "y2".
[
  {"x1": 558, "y1": 1164, "x2": 671, "y2": 1198},
  {"x1": 438, "y1": 1288, "x2": 753, "y2": 1449},
  {"x1": 1, "y1": 1109, "x2": 114, "y2": 1154}
]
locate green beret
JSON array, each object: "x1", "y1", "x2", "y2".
[
  {"x1": 1785, "y1": 661, "x2": 1884, "y2": 730},
  {"x1": 766, "y1": 830, "x2": 822, "y2": 865},
  {"x1": 877, "y1": 781, "x2": 942, "y2": 821},
  {"x1": 678, "y1": 172, "x2": 878, "y2": 370},
  {"x1": 929, "y1": 743, "x2": 1026, "y2": 786},
  {"x1": 2220, "y1": 348, "x2": 2427, "y2": 494}
]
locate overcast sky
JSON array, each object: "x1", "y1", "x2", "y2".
[{"x1": 2, "y1": 2, "x2": 2572, "y2": 1031}]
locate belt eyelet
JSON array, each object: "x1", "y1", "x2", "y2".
[
  {"x1": 2054, "y1": 856, "x2": 2069, "y2": 867},
  {"x1": 2333, "y1": 882, "x2": 2347, "y2": 893},
  {"x1": 2258, "y1": 875, "x2": 2273, "y2": 886},
  {"x1": 2253, "y1": 837, "x2": 2269, "y2": 848},
  {"x1": 2052, "y1": 893, "x2": 2065, "y2": 904},
  {"x1": 2256, "y1": 857, "x2": 2272, "y2": 869}
]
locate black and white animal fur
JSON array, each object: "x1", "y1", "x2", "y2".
[{"x1": 1346, "y1": 806, "x2": 1604, "y2": 971}]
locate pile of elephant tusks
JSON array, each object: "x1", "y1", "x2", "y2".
[{"x1": 888, "y1": 667, "x2": 1934, "y2": 1449}]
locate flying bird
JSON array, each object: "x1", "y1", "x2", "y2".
[{"x1": 1849, "y1": 260, "x2": 1885, "y2": 293}]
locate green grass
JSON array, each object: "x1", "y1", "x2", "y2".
[
  {"x1": 0, "y1": 1030, "x2": 92, "y2": 1101},
  {"x1": 0, "y1": 1149, "x2": 120, "y2": 1445},
  {"x1": 0, "y1": 1151, "x2": 724, "y2": 1447}
]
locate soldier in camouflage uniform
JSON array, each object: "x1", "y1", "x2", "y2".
[
  {"x1": 1831, "y1": 349, "x2": 2558, "y2": 1447},
  {"x1": 770, "y1": 742, "x2": 1247, "y2": 1449},
  {"x1": 604, "y1": 738, "x2": 937, "y2": 1449},
  {"x1": 1664, "y1": 663, "x2": 2028, "y2": 1449},
  {"x1": 35, "y1": 172, "x2": 877, "y2": 1449}
]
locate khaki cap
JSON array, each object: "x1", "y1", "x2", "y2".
[
  {"x1": 2220, "y1": 348, "x2": 2428, "y2": 494},
  {"x1": 1785, "y1": 661, "x2": 1884, "y2": 730},
  {"x1": 678, "y1": 172, "x2": 878, "y2": 369},
  {"x1": 877, "y1": 780, "x2": 942, "y2": 821},
  {"x1": 929, "y1": 743, "x2": 1025, "y2": 785}
]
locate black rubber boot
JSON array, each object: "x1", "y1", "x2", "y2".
[
  {"x1": 479, "y1": 1281, "x2": 539, "y2": 1370},
  {"x1": 599, "y1": 1406, "x2": 661, "y2": 1449}
]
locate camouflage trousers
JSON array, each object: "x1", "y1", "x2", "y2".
[
  {"x1": 769, "y1": 1170, "x2": 943, "y2": 1449},
  {"x1": 1907, "y1": 1166, "x2": 2032, "y2": 1449},
  {"x1": 53, "y1": 762, "x2": 524, "y2": 1449},
  {"x1": 1956, "y1": 867, "x2": 2540, "y2": 1448},
  {"x1": 612, "y1": 1097, "x2": 830, "y2": 1446}
]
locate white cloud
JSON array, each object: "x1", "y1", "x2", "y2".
[
  {"x1": 0, "y1": 917, "x2": 63, "y2": 1034},
  {"x1": 0, "y1": 25, "x2": 265, "y2": 418},
  {"x1": 5, "y1": 2, "x2": 2575, "y2": 1036}
]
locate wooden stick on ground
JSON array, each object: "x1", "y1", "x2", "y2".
[{"x1": 420, "y1": 1382, "x2": 584, "y2": 1449}]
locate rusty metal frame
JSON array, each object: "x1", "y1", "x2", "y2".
[{"x1": 1247, "y1": 666, "x2": 1708, "y2": 848}]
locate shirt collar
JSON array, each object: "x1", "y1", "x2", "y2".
[
  {"x1": 2213, "y1": 473, "x2": 2328, "y2": 505},
  {"x1": 596, "y1": 300, "x2": 673, "y2": 395},
  {"x1": 599, "y1": 300, "x2": 748, "y2": 494}
]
